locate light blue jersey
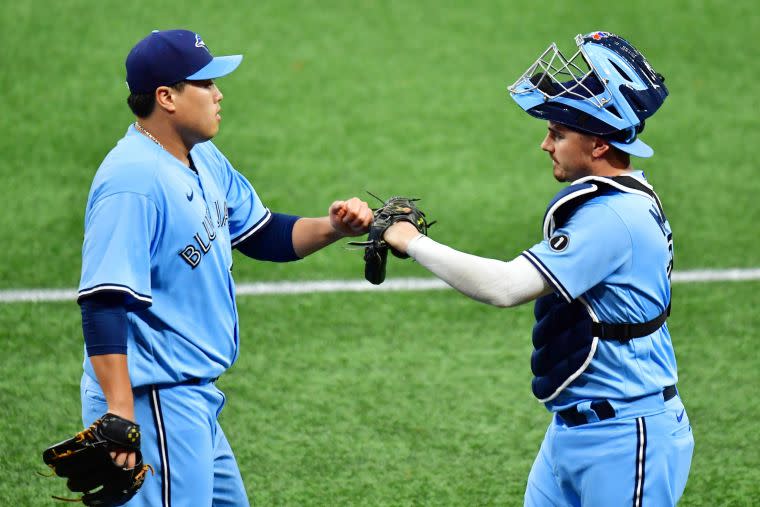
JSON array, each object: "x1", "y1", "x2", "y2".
[
  {"x1": 78, "y1": 124, "x2": 271, "y2": 387},
  {"x1": 522, "y1": 172, "x2": 677, "y2": 411},
  {"x1": 521, "y1": 173, "x2": 693, "y2": 507}
]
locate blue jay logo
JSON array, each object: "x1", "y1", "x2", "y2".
[{"x1": 195, "y1": 34, "x2": 210, "y2": 53}]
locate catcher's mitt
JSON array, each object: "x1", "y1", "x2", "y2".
[
  {"x1": 349, "y1": 194, "x2": 434, "y2": 285},
  {"x1": 42, "y1": 413, "x2": 152, "y2": 506}
]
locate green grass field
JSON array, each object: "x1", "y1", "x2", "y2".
[{"x1": 1, "y1": 1, "x2": 759, "y2": 505}]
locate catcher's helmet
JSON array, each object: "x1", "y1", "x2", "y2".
[{"x1": 508, "y1": 31, "x2": 667, "y2": 157}]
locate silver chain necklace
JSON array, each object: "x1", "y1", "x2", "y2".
[{"x1": 134, "y1": 122, "x2": 165, "y2": 151}]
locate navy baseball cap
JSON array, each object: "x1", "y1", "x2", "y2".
[{"x1": 126, "y1": 29, "x2": 242, "y2": 93}]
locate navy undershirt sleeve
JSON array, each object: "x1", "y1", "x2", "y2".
[
  {"x1": 80, "y1": 293, "x2": 129, "y2": 356},
  {"x1": 235, "y1": 212, "x2": 301, "y2": 262}
]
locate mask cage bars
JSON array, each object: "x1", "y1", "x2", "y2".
[{"x1": 508, "y1": 40, "x2": 611, "y2": 110}]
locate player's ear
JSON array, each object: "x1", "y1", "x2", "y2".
[
  {"x1": 591, "y1": 137, "x2": 611, "y2": 159},
  {"x1": 154, "y1": 86, "x2": 177, "y2": 113}
]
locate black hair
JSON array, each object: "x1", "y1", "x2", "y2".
[{"x1": 127, "y1": 81, "x2": 188, "y2": 118}]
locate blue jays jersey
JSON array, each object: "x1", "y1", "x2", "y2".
[
  {"x1": 78, "y1": 124, "x2": 271, "y2": 387},
  {"x1": 522, "y1": 172, "x2": 677, "y2": 411}
]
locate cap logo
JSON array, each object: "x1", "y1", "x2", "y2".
[
  {"x1": 591, "y1": 31, "x2": 610, "y2": 40},
  {"x1": 194, "y1": 34, "x2": 210, "y2": 52}
]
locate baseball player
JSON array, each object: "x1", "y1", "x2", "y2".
[
  {"x1": 382, "y1": 31, "x2": 694, "y2": 505},
  {"x1": 75, "y1": 29, "x2": 372, "y2": 506}
]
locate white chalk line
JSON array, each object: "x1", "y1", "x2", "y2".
[{"x1": 1, "y1": 268, "x2": 759, "y2": 304}]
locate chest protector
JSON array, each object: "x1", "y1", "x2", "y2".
[{"x1": 531, "y1": 175, "x2": 671, "y2": 403}]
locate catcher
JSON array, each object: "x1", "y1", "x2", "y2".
[
  {"x1": 42, "y1": 413, "x2": 152, "y2": 505},
  {"x1": 350, "y1": 195, "x2": 434, "y2": 284},
  {"x1": 374, "y1": 31, "x2": 693, "y2": 507}
]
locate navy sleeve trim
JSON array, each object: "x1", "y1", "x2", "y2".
[
  {"x1": 521, "y1": 251, "x2": 573, "y2": 303},
  {"x1": 235, "y1": 212, "x2": 301, "y2": 262},
  {"x1": 230, "y1": 208, "x2": 273, "y2": 247},
  {"x1": 77, "y1": 284, "x2": 152, "y2": 308}
]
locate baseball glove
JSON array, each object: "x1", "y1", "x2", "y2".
[
  {"x1": 349, "y1": 194, "x2": 434, "y2": 285},
  {"x1": 42, "y1": 413, "x2": 152, "y2": 506}
]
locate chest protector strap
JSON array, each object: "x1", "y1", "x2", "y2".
[
  {"x1": 530, "y1": 175, "x2": 671, "y2": 402},
  {"x1": 591, "y1": 303, "x2": 670, "y2": 341}
]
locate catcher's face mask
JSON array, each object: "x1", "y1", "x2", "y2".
[{"x1": 508, "y1": 31, "x2": 668, "y2": 158}]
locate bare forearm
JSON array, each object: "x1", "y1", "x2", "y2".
[
  {"x1": 89, "y1": 354, "x2": 134, "y2": 421},
  {"x1": 290, "y1": 198, "x2": 373, "y2": 258},
  {"x1": 291, "y1": 217, "x2": 344, "y2": 258}
]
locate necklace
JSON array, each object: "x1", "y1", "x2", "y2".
[{"x1": 134, "y1": 122, "x2": 165, "y2": 151}]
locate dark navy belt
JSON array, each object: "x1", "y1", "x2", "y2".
[
  {"x1": 558, "y1": 385, "x2": 677, "y2": 427},
  {"x1": 183, "y1": 376, "x2": 219, "y2": 385}
]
